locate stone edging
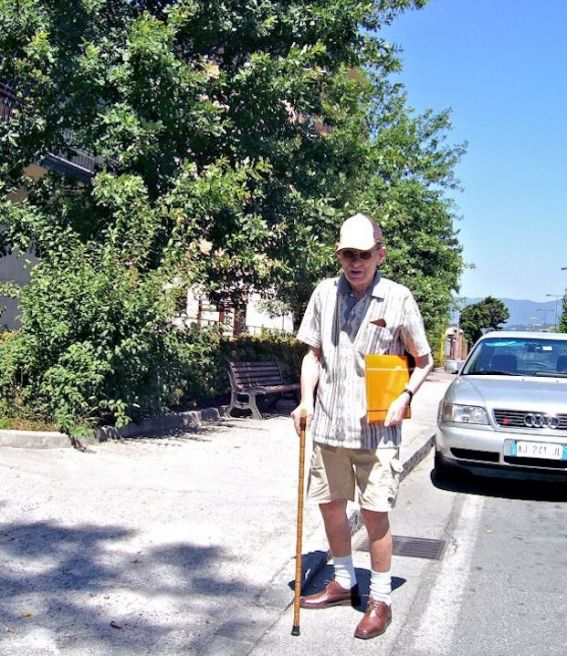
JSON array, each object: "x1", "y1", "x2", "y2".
[{"x1": 0, "y1": 405, "x2": 228, "y2": 449}]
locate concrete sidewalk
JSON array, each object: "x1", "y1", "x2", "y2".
[{"x1": 0, "y1": 370, "x2": 453, "y2": 656}]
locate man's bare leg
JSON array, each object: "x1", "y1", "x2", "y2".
[
  {"x1": 361, "y1": 508, "x2": 392, "y2": 572},
  {"x1": 320, "y1": 499, "x2": 351, "y2": 556}
]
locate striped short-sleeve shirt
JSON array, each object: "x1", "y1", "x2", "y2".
[{"x1": 296, "y1": 272, "x2": 431, "y2": 450}]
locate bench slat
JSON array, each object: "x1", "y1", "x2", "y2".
[
  {"x1": 233, "y1": 375, "x2": 282, "y2": 386},
  {"x1": 232, "y1": 368, "x2": 281, "y2": 376},
  {"x1": 232, "y1": 369, "x2": 281, "y2": 377},
  {"x1": 260, "y1": 384, "x2": 300, "y2": 394},
  {"x1": 231, "y1": 362, "x2": 280, "y2": 368}
]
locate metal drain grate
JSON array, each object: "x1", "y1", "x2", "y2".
[{"x1": 357, "y1": 535, "x2": 446, "y2": 560}]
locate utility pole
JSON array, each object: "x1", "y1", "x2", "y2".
[
  {"x1": 545, "y1": 293, "x2": 563, "y2": 330},
  {"x1": 537, "y1": 308, "x2": 553, "y2": 331},
  {"x1": 561, "y1": 268, "x2": 567, "y2": 330}
]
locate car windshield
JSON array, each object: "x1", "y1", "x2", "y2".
[{"x1": 463, "y1": 336, "x2": 567, "y2": 377}]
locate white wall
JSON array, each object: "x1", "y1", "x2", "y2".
[
  {"x1": 0, "y1": 250, "x2": 35, "y2": 330},
  {"x1": 246, "y1": 294, "x2": 294, "y2": 333},
  {"x1": 184, "y1": 290, "x2": 294, "y2": 334}
]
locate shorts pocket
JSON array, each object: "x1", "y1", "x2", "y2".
[{"x1": 387, "y1": 457, "x2": 403, "y2": 507}]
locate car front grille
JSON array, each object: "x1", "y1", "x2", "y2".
[{"x1": 493, "y1": 409, "x2": 567, "y2": 430}]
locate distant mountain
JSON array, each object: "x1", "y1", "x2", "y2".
[{"x1": 453, "y1": 297, "x2": 562, "y2": 330}]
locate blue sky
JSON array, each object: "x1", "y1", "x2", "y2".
[{"x1": 381, "y1": 0, "x2": 567, "y2": 303}]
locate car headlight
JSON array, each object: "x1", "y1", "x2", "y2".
[{"x1": 441, "y1": 403, "x2": 489, "y2": 425}]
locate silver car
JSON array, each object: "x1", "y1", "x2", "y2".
[{"x1": 436, "y1": 331, "x2": 567, "y2": 481}]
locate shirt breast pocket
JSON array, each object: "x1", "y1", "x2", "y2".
[{"x1": 358, "y1": 322, "x2": 393, "y2": 355}]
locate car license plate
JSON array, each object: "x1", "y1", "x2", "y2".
[{"x1": 512, "y1": 440, "x2": 567, "y2": 460}]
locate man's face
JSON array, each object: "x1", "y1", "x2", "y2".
[{"x1": 336, "y1": 244, "x2": 385, "y2": 294}]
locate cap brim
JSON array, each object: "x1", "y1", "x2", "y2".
[{"x1": 336, "y1": 239, "x2": 377, "y2": 252}]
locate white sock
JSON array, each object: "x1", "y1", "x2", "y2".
[
  {"x1": 333, "y1": 555, "x2": 357, "y2": 590},
  {"x1": 369, "y1": 569, "x2": 392, "y2": 605}
]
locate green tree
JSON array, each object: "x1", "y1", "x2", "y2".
[
  {"x1": 460, "y1": 296, "x2": 509, "y2": 347},
  {"x1": 357, "y1": 103, "x2": 466, "y2": 355},
  {"x1": 559, "y1": 296, "x2": 567, "y2": 333},
  {"x1": 259, "y1": 45, "x2": 467, "y2": 343},
  {"x1": 2, "y1": 0, "x2": 442, "y2": 431},
  {"x1": 483, "y1": 295, "x2": 509, "y2": 330}
]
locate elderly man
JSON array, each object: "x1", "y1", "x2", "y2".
[{"x1": 292, "y1": 212, "x2": 433, "y2": 640}]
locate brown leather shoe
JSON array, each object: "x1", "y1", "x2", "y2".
[
  {"x1": 300, "y1": 580, "x2": 360, "y2": 609},
  {"x1": 354, "y1": 599, "x2": 392, "y2": 639}
]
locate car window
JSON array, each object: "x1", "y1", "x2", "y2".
[{"x1": 463, "y1": 337, "x2": 567, "y2": 376}]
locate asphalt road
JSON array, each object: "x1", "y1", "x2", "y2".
[{"x1": 397, "y1": 467, "x2": 567, "y2": 656}]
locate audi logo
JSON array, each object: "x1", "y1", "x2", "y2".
[{"x1": 523, "y1": 413, "x2": 560, "y2": 429}]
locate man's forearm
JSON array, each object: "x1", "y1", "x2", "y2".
[
  {"x1": 300, "y1": 348, "x2": 321, "y2": 407},
  {"x1": 406, "y1": 352, "x2": 434, "y2": 395},
  {"x1": 384, "y1": 352, "x2": 433, "y2": 427}
]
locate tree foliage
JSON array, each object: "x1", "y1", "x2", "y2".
[
  {"x1": 460, "y1": 296, "x2": 510, "y2": 347},
  {"x1": 559, "y1": 296, "x2": 567, "y2": 333},
  {"x1": 356, "y1": 103, "x2": 466, "y2": 355},
  {"x1": 0, "y1": 0, "x2": 464, "y2": 431}
]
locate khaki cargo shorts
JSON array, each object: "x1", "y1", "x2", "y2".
[{"x1": 308, "y1": 443, "x2": 403, "y2": 512}]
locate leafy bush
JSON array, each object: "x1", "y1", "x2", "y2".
[
  {"x1": 0, "y1": 266, "x2": 304, "y2": 429},
  {"x1": 220, "y1": 332, "x2": 304, "y2": 387},
  {"x1": 167, "y1": 330, "x2": 306, "y2": 407},
  {"x1": 0, "y1": 246, "x2": 224, "y2": 435}
]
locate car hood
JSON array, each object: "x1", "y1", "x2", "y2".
[{"x1": 446, "y1": 375, "x2": 567, "y2": 412}]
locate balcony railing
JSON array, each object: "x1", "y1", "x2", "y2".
[
  {"x1": 0, "y1": 82, "x2": 17, "y2": 121},
  {"x1": 0, "y1": 81, "x2": 97, "y2": 183}
]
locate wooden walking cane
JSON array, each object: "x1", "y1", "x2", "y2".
[{"x1": 291, "y1": 408, "x2": 307, "y2": 637}]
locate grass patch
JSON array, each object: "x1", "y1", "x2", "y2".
[
  {"x1": 0, "y1": 412, "x2": 59, "y2": 432},
  {"x1": 0, "y1": 393, "x2": 59, "y2": 432}
]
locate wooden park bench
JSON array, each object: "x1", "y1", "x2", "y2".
[{"x1": 226, "y1": 361, "x2": 300, "y2": 420}]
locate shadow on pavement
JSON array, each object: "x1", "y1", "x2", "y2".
[
  {"x1": 431, "y1": 467, "x2": 567, "y2": 502},
  {"x1": 226, "y1": 398, "x2": 296, "y2": 421},
  {"x1": 0, "y1": 519, "x2": 260, "y2": 654},
  {"x1": 121, "y1": 428, "x2": 211, "y2": 442}
]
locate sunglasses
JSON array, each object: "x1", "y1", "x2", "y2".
[{"x1": 339, "y1": 245, "x2": 381, "y2": 261}]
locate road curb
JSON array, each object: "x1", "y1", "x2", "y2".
[
  {"x1": 0, "y1": 406, "x2": 228, "y2": 449},
  {"x1": 0, "y1": 429, "x2": 71, "y2": 449},
  {"x1": 400, "y1": 432, "x2": 436, "y2": 482}
]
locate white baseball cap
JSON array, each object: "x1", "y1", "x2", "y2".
[{"x1": 336, "y1": 213, "x2": 381, "y2": 252}]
